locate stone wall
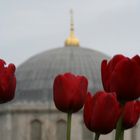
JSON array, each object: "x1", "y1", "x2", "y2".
[{"x1": 0, "y1": 103, "x2": 139, "y2": 140}]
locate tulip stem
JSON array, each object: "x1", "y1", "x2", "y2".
[
  {"x1": 94, "y1": 133, "x2": 100, "y2": 140},
  {"x1": 115, "y1": 116, "x2": 124, "y2": 140},
  {"x1": 67, "y1": 113, "x2": 72, "y2": 140},
  {"x1": 120, "y1": 129, "x2": 124, "y2": 140}
]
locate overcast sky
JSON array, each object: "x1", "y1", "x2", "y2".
[{"x1": 0, "y1": 0, "x2": 140, "y2": 66}]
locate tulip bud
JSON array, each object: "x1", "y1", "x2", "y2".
[
  {"x1": 83, "y1": 91, "x2": 120, "y2": 134},
  {"x1": 122, "y1": 101, "x2": 140, "y2": 129},
  {"x1": 0, "y1": 59, "x2": 16, "y2": 103},
  {"x1": 101, "y1": 54, "x2": 140, "y2": 101},
  {"x1": 53, "y1": 73, "x2": 88, "y2": 113}
]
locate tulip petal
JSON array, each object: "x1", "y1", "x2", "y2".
[
  {"x1": 83, "y1": 93, "x2": 93, "y2": 131},
  {"x1": 53, "y1": 73, "x2": 88, "y2": 113},
  {"x1": 83, "y1": 91, "x2": 120, "y2": 134},
  {"x1": 122, "y1": 101, "x2": 140, "y2": 129},
  {"x1": 110, "y1": 58, "x2": 140, "y2": 100},
  {"x1": 101, "y1": 60, "x2": 109, "y2": 91},
  {"x1": 0, "y1": 59, "x2": 16, "y2": 103}
]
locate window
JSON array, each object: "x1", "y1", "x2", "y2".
[
  {"x1": 30, "y1": 119, "x2": 42, "y2": 140},
  {"x1": 82, "y1": 122, "x2": 93, "y2": 140},
  {"x1": 56, "y1": 120, "x2": 66, "y2": 140}
]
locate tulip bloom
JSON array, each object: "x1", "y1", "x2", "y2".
[
  {"x1": 122, "y1": 101, "x2": 140, "y2": 129},
  {"x1": 0, "y1": 59, "x2": 16, "y2": 103},
  {"x1": 83, "y1": 91, "x2": 120, "y2": 134},
  {"x1": 101, "y1": 54, "x2": 140, "y2": 101},
  {"x1": 53, "y1": 73, "x2": 88, "y2": 113}
]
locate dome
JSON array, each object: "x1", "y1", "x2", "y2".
[{"x1": 14, "y1": 47, "x2": 110, "y2": 103}]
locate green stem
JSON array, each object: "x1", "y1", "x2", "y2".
[
  {"x1": 67, "y1": 113, "x2": 72, "y2": 140},
  {"x1": 94, "y1": 133, "x2": 100, "y2": 140},
  {"x1": 120, "y1": 129, "x2": 124, "y2": 140},
  {"x1": 115, "y1": 116, "x2": 124, "y2": 140},
  {"x1": 115, "y1": 101, "x2": 126, "y2": 140}
]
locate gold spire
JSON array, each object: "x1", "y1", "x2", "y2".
[{"x1": 65, "y1": 9, "x2": 80, "y2": 47}]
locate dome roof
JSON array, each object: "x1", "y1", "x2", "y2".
[{"x1": 14, "y1": 47, "x2": 110, "y2": 103}]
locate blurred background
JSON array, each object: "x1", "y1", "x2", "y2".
[
  {"x1": 0, "y1": 0, "x2": 140, "y2": 66},
  {"x1": 0, "y1": 1, "x2": 140, "y2": 140}
]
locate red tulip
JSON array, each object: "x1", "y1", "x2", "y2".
[
  {"x1": 101, "y1": 54, "x2": 140, "y2": 101},
  {"x1": 122, "y1": 101, "x2": 140, "y2": 129},
  {"x1": 53, "y1": 73, "x2": 88, "y2": 113},
  {"x1": 0, "y1": 59, "x2": 16, "y2": 103},
  {"x1": 83, "y1": 91, "x2": 120, "y2": 134}
]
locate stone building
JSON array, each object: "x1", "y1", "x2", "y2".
[{"x1": 0, "y1": 12, "x2": 139, "y2": 140}]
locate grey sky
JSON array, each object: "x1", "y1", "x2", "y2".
[{"x1": 0, "y1": 0, "x2": 140, "y2": 66}]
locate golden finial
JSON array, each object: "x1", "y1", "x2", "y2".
[
  {"x1": 70, "y1": 9, "x2": 74, "y2": 34},
  {"x1": 65, "y1": 9, "x2": 80, "y2": 47}
]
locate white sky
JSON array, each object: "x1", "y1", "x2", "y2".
[{"x1": 0, "y1": 0, "x2": 140, "y2": 66}]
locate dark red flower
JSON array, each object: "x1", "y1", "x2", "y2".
[
  {"x1": 101, "y1": 54, "x2": 140, "y2": 101},
  {"x1": 83, "y1": 91, "x2": 120, "y2": 134},
  {"x1": 53, "y1": 73, "x2": 88, "y2": 113},
  {"x1": 0, "y1": 59, "x2": 16, "y2": 103},
  {"x1": 122, "y1": 101, "x2": 140, "y2": 129}
]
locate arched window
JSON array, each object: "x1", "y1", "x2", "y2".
[
  {"x1": 56, "y1": 119, "x2": 67, "y2": 140},
  {"x1": 30, "y1": 119, "x2": 42, "y2": 140},
  {"x1": 82, "y1": 122, "x2": 93, "y2": 140}
]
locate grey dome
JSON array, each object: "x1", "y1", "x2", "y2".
[{"x1": 14, "y1": 47, "x2": 110, "y2": 103}]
